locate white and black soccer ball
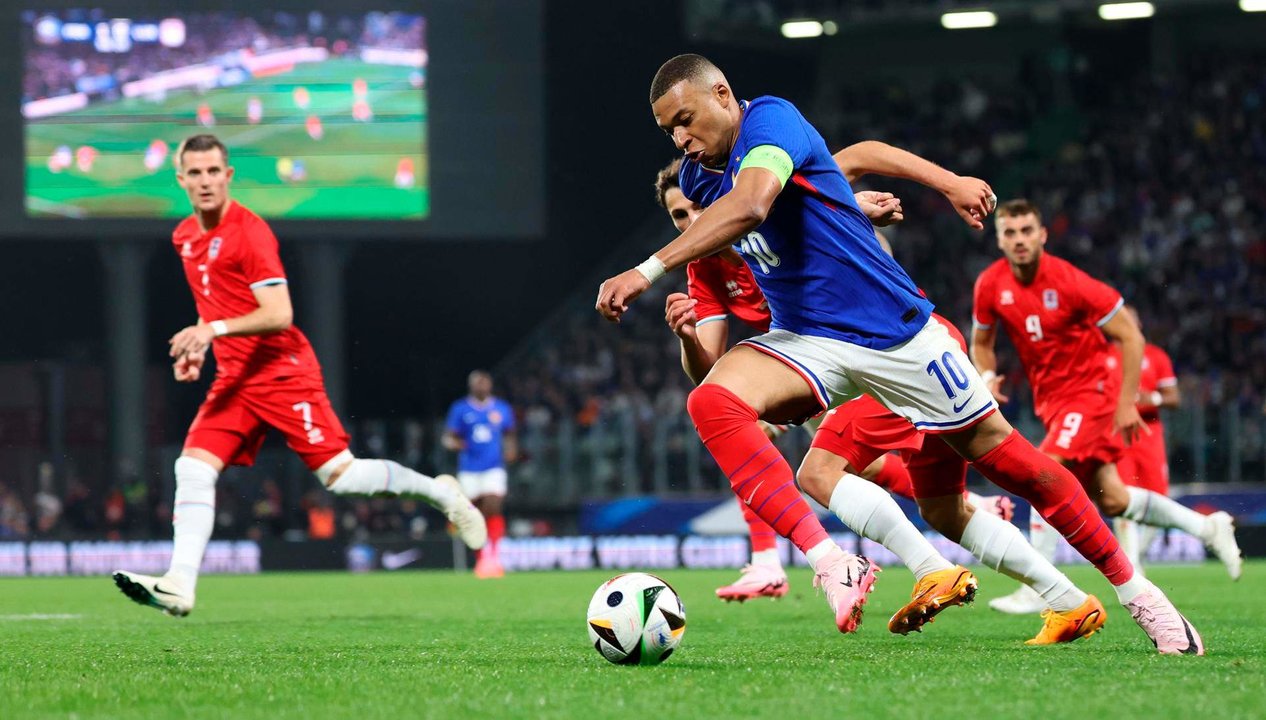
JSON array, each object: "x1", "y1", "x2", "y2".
[{"x1": 586, "y1": 572, "x2": 686, "y2": 665}]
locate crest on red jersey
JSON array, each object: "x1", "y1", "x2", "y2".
[
  {"x1": 209, "y1": 237, "x2": 223, "y2": 260},
  {"x1": 1043, "y1": 289, "x2": 1059, "y2": 309}
]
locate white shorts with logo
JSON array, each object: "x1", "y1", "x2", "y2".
[
  {"x1": 738, "y1": 317, "x2": 998, "y2": 434},
  {"x1": 458, "y1": 467, "x2": 508, "y2": 499}
]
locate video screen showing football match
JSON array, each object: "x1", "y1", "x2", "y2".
[{"x1": 22, "y1": 9, "x2": 428, "y2": 220}]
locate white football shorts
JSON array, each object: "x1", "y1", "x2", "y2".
[
  {"x1": 458, "y1": 467, "x2": 508, "y2": 499},
  {"x1": 738, "y1": 317, "x2": 998, "y2": 434}
]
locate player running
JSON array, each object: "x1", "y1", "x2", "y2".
[
  {"x1": 657, "y1": 159, "x2": 1098, "y2": 644},
  {"x1": 113, "y1": 134, "x2": 487, "y2": 617},
  {"x1": 597, "y1": 54, "x2": 1203, "y2": 653},
  {"x1": 1109, "y1": 305, "x2": 1181, "y2": 572},
  {"x1": 973, "y1": 205, "x2": 1241, "y2": 614},
  {"x1": 443, "y1": 370, "x2": 518, "y2": 579}
]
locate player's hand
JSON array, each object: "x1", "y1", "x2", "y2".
[
  {"x1": 596, "y1": 268, "x2": 651, "y2": 323},
  {"x1": 664, "y1": 292, "x2": 699, "y2": 339},
  {"x1": 173, "y1": 350, "x2": 205, "y2": 383},
  {"x1": 942, "y1": 175, "x2": 996, "y2": 230},
  {"x1": 985, "y1": 373, "x2": 1009, "y2": 404},
  {"x1": 1115, "y1": 404, "x2": 1152, "y2": 446},
  {"x1": 855, "y1": 191, "x2": 904, "y2": 227},
  {"x1": 169, "y1": 323, "x2": 216, "y2": 358}
]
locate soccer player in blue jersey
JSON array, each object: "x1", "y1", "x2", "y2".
[
  {"x1": 443, "y1": 370, "x2": 518, "y2": 578},
  {"x1": 595, "y1": 54, "x2": 1203, "y2": 654}
]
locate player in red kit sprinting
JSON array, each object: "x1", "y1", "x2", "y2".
[
  {"x1": 973, "y1": 200, "x2": 1242, "y2": 615},
  {"x1": 656, "y1": 156, "x2": 1100, "y2": 644},
  {"x1": 1108, "y1": 305, "x2": 1190, "y2": 573},
  {"x1": 112, "y1": 134, "x2": 487, "y2": 617}
]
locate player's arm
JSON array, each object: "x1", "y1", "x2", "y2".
[
  {"x1": 597, "y1": 157, "x2": 786, "y2": 322},
  {"x1": 502, "y1": 430, "x2": 518, "y2": 464},
  {"x1": 442, "y1": 405, "x2": 465, "y2": 452},
  {"x1": 168, "y1": 284, "x2": 294, "y2": 358},
  {"x1": 969, "y1": 323, "x2": 1009, "y2": 404},
  {"x1": 832, "y1": 140, "x2": 994, "y2": 230},
  {"x1": 1148, "y1": 350, "x2": 1181, "y2": 410},
  {"x1": 665, "y1": 292, "x2": 730, "y2": 384},
  {"x1": 1100, "y1": 307, "x2": 1149, "y2": 443}
]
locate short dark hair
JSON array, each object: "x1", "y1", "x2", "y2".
[
  {"x1": 996, "y1": 198, "x2": 1042, "y2": 223},
  {"x1": 654, "y1": 158, "x2": 682, "y2": 208},
  {"x1": 649, "y1": 53, "x2": 721, "y2": 104},
  {"x1": 177, "y1": 134, "x2": 228, "y2": 168}
]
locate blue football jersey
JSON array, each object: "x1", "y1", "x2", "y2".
[
  {"x1": 445, "y1": 397, "x2": 515, "y2": 472},
  {"x1": 679, "y1": 96, "x2": 932, "y2": 349}
]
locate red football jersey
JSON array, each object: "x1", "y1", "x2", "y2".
[
  {"x1": 172, "y1": 201, "x2": 320, "y2": 384},
  {"x1": 973, "y1": 254, "x2": 1123, "y2": 420},
  {"x1": 1107, "y1": 342, "x2": 1176, "y2": 423},
  {"x1": 686, "y1": 253, "x2": 771, "y2": 333}
]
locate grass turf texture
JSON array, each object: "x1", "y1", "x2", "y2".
[
  {"x1": 1, "y1": 562, "x2": 1262, "y2": 719},
  {"x1": 25, "y1": 58, "x2": 427, "y2": 220}
]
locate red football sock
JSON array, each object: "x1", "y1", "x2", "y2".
[
  {"x1": 740, "y1": 499, "x2": 779, "y2": 553},
  {"x1": 871, "y1": 455, "x2": 914, "y2": 500},
  {"x1": 971, "y1": 430, "x2": 1133, "y2": 586},
  {"x1": 480, "y1": 514, "x2": 505, "y2": 562},
  {"x1": 687, "y1": 384, "x2": 829, "y2": 555}
]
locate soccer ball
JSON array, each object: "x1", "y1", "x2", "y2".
[{"x1": 586, "y1": 573, "x2": 686, "y2": 665}]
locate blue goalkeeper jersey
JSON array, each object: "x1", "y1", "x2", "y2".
[
  {"x1": 678, "y1": 96, "x2": 931, "y2": 349},
  {"x1": 445, "y1": 396, "x2": 515, "y2": 472}
]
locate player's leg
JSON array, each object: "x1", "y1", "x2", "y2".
[
  {"x1": 1113, "y1": 451, "x2": 1146, "y2": 570},
  {"x1": 1089, "y1": 460, "x2": 1242, "y2": 580},
  {"x1": 715, "y1": 498, "x2": 789, "y2": 602},
  {"x1": 866, "y1": 454, "x2": 914, "y2": 499},
  {"x1": 852, "y1": 319, "x2": 1203, "y2": 653},
  {"x1": 796, "y1": 409, "x2": 974, "y2": 635},
  {"x1": 261, "y1": 382, "x2": 488, "y2": 550},
  {"x1": 113, "y1": 392, "x2": 258, "y2": 617},
  {"x1": 473, "y1": 487, "x2": 507, "y2": 578},
  {"x1": 908, "y1": 438, "x2": 1100, "y2": 643},
  {"x1": 688, "y1": 343, "x2": 875, "y2": 632}
]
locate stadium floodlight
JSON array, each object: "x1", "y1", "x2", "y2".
[
  {"x1": 1098, "y1": 2, "x2": 1155, "y2": 20},
  {"x1": 940, "y1": 11, "x2": 998, "y2": 29},
  {"x1": 780, "y1": 20, "x2": 824, "y2": 38},
  {"x1": 1240, "y1": 0, "x2": 1266, "y2": 11}
]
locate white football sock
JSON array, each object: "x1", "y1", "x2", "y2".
[
  {"x1": 1112, "y1": 574, "x2": 1151, "y2": 604},
  {"x1": 1137, "y1": 525, "x2": 1160, "y2": 561},
  {"x1": 750, "y1": 549, "x2": 782, "y2": 568},
  {"x1": 829, "y1": 473, "x2": 954, "y2": 579},
  {"x1": 1027, "y1": 509, "x2": 1060, "y2": 562},
  {"x1": 1122, "y1": 486, "x2": 1208, "y2": 538},
  {"x1": 324, "y1": 457, "x2": 462, "y2": 509},
  {"x1": 168, "y1": 456, "x2": 218, "y2": 592},
  {"x1": 961, "y1": 509, "x2": 1086, "y2": 612},
  {"x1": 805, "y1": 539, "x2": 839, "y2": 569},
  {"x1": 1114, "y1": 516, "x2": 1143, "y2": 569}
]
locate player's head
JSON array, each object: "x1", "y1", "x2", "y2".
[
  {"x1": 468, "y1": 370, "x2": 493, "y2": 400},
  {"x1": 655, "y1": 157, "x2": 704, "y2": 234},
  {"x1": 994, "y1": 199, "x2": 1047, "y2": 269},
  {"x1": 650, "y1": 54, "x2": 740, "y2": 168},
  {"x1": 176, "y1": 134, "x2": 234, "y2": 214}
]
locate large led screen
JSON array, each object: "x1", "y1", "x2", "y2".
[{"x1": 22, "y1": 9, "x2": 428, "y2": 220}]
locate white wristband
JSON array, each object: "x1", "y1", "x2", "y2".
[
  {"x1": 980, "y1": 370, "x2": 997, "y2": 385},
  {"x1": 1149, "y1": 391, "x2": 1163, "y2": 406},
  {"x1": 634, "y1": 255, "x2": 667, "y2": 285},
  {"x1": 210, "y1": 320, "x2": 229, "y2": 337}
]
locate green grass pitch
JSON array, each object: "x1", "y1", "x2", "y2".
[
  {"x1": 1, "y1": 562, "x2": 1262, "y2": 719},
  {"x1": 25, "y1": 58, "x2": 427, "y2": 220}
]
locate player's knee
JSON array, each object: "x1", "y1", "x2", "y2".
[
  {"x1": 315, "y1": 450, "x2": 356, "y2": 487},
  {"x1": 795, "y1": 456, "x2": 834, "y2": 505},
  {"x1": 174, "y1": 456, "x2": 219, "y2": 504},
  {"x1": 686, "y1": 383, "x2": 754, "y2": 426},
  {"x1": 1097, "y1": 489, "x2": 1130, "y2": 517}
]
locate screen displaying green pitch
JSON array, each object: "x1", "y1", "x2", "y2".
[{"x1": 22, "y1": 10, "x2": 428, "y2": 220}]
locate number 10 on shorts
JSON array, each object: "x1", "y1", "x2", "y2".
[{"x1": 926, "y1": 352, "x2": 971, "y2": 399}]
